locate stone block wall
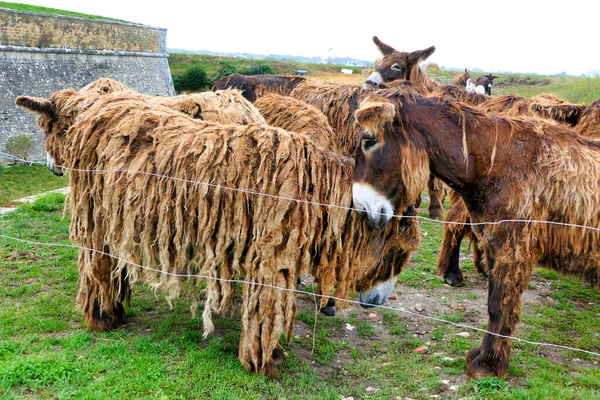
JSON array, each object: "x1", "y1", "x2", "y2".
[{"x1": 0, "y1": 8, "x2": 175, "y2": 163}]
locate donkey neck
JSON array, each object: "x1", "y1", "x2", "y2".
[{"x1": 403, "y1": 97, "x2": 491, "y2": 195}]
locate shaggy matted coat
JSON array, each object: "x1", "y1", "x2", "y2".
[
  {"x1": 351, "y1": 89, "x2": 600, "y2": 378},
  {"x1": 16, "y1": 89, "x2": 419, "y2": 378},
  {"x1": 437, "y1": 92, "x2": 590, "y2": 284},
  {"x1": 79, "y1": 77, "x2": 266, "y2": 125},
  {"x1": 253, "y1": 93, "x2": 337, "y2": 152},
  {"x1": 289, "y1": 80, "x2": 370, "y2": 155},
  {"x1": 574, "y1": 99, "x2": 600, "y2": 138}
]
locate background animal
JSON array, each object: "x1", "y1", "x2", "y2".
[
  {"x1": 453, "y1": 68, "x2": 470, "y2": 87},
  {"x1": 211, "y1": 73, "x2": 306, "y2": 103},
  {"x1": 475, "y1": 74, "x2": 499, "y2": 95},
  {"x1": 465, "y1": 79, "x2": 486, "y2": 95},
  {"x1": 364, "y1": 36, "x2": 438, "y2": 92}
]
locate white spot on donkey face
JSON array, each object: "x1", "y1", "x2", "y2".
[
  {"x1": 352, "y1": 183, "x2": 394, "y2": 229},
  {"x1": 46, "y1": 152, "x2": 64, "y2": 176},
  {"x1": 364, "y1": 71, "x2": 383, "y2": 90}
]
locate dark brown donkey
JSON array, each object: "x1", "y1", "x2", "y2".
[
  {"x1": 351, "y1": 88, "x2": 600, "y2": 379},
  {"x1": 364, "y1": 36, "x2": 446, "y2": 220}
]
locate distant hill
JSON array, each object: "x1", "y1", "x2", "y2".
[{"x1": 167, "y1": 48, "x2": 374, "y2": 67}]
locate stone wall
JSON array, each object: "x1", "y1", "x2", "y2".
[{"x1": 0, "y1": 8, "x2": 175, "y2": 163}]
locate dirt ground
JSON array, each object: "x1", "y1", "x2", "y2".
[{"x1": 284, "y1": 194, "x2": 599, "y2": 394}]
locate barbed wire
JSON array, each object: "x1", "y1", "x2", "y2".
[{"x1": 0, "y1": 232, "x2": 599, "y2": 358}]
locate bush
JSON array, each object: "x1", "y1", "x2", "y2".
[
  {"x1": 207, "y1": 61, "x2": 239, "y2": 87},
  {"x1": 244, "y1": 61, "x2": 274, "y2": 75},
  {"x1": 5, "y1": 135, "x2": 35, "y2": 162},
  {"x1": 183, "y1": 65, "x2": 208, "y2": 92}
]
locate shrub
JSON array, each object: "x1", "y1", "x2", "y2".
[
  {"x1": 5, "y1": 135, "x2": 35, "y2": 162},
  {"x1": 245, "y1": 61, "x2": 274, "y2": 75},
  {"x1": 208, "y1": 61, "x2": 239, "y2": 87},
  {"x1": 181, "y1": 65, "x2": 208, "y2": 92}
]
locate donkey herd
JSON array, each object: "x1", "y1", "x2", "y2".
[{"x1": 16, "y1": 36, "x2": 600, "y2": 380}]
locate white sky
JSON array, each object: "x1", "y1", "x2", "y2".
[{"x1": 14, "y1": 0, "x2": 600, "y2": 76}]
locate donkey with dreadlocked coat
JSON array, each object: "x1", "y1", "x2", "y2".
[{"x1": 16, "y1": 86, "x2": 419, "y2": 378}]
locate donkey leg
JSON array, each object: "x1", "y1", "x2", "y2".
[
  {"x1": 466, "y1": 256, "x2": 531, "y2": 378},
  {"x1": 437, "y1": 200, "x2": 471, "y2": 286},
  {"x1": 471, "y1": 238, "x2": 488, "y2": 277},
  {"x1": 427, "y1": 175, "x2": 445, "y2": 220},
  {"x1": 77, "y1": 249, "x2": 129, "y2": 331},
  {"x1": 239, "y1": 267, "x2": 296, "y2": 378}
]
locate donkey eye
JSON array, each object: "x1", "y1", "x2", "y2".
[
  {"x1": 361, "y1": 137, "x2": 380, "y2": 153},
  {"x1": 391, "y1": 63, "x2": 402, "y2": 72}
]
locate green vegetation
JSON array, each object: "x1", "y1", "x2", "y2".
[
  {"x1": 4, "y1": 135, "x2": 35, "y2": 161},
  {"x1": 1, "y1": 189, "x2": 598, "y2": 399},
  {"x1": 0, "y1": 164, "x2": 68, "y2": 205},
  {"x1": 173, "y1": 65, "x2": 209, "y2": 92},
  {"x1": 0, "y1": 1, "x2": 130, "y2": 23}
]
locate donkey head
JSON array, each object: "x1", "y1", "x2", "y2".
[
  {"x1": 15, "y1": 88, "x2": 88, "y2": 176},
  {"x1": 352, "y1": 91, "x2": 430, "y2": 229},
  {"x1": 364, "y1": 36, "x2": 436, "y2": 90}
]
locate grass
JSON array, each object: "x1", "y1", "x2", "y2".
[
  {"x1": 1, "y1": 190, "x2": 599, "y2": 399},
  {"x1": 0, "y1": 1, "x2": 130, "y2": 23},
  {"x1": 0, "y1": 164, "x2": 68, "y2": 205}
]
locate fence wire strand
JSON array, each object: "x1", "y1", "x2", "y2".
[{"x1": 1, "y1": 152, "x2": 600, "y2": 359}]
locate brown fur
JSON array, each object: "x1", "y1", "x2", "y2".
[
  {"x1": 80, "y1": 77, "x2": 266, "y2": 125},
  {"x1": 253, "y1": 93, "x2": 337, "y2": 151},
  {"x1": 16, "y1": 86, "x2": 419, "y2": 378},
  {"x1": 352, "y1": 89, "x2": 600, "y2": 379},
  {"x1": 289, "y1": 80, "x2": 371, "y2": 155},
  {"x1": 211, "y1": 74, "x2": 306, "y2": 103},
  {"x1": 574, "y1": 99, "x2": 600, "y2": 138},
  {"x1": 432, "y1": 84, "x2": 488, "y2": 106},
  {"x1": 439, "y1": 92, "x2": 589, "y2": 284}
]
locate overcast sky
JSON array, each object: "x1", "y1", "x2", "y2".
[{"x1": 15, "y1": 1, "x2": 600, "y2": 76}]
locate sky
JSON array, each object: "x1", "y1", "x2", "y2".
[{"x1": 14, "y1": 0, "x2": 600, "y2": 76}]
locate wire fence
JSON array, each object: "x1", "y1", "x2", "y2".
[{"x1": 1, "y1": 151, "x2": 599, "y2": 359}]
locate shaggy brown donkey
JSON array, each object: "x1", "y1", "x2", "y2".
[{"x1": 351, "y1": 89, "x2": 600, "y2": 378}]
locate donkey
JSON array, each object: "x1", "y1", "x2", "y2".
[
  {"x1": 351, "y1": 88, "x2": 600, "y2": 379},
  {"x1": 475, "y1": 74, "x2": 499, "y2": 96}
]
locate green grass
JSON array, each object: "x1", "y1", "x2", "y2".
[
  {"x1": 2, "y1": 192, "x2": 599, "y2": 399},
  {"x1": 0, "y1": 164, "x2": 68, "y2": 204},
  {"x1": 0, "y1": 1, "x2": 130, "y2": 23}
]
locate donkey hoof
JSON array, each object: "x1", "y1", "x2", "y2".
[
  {"x1": 263, "y1": 361, "x2": 280, "y2": 378},
  {"x1": 466, "y1": 347, "x2": 507, "y2": 379},
  {"x1": 444, "y1": 272, "x2": 464, "y2": 287},
  {"x1": 320, "y1": 297, "x2": 336, "y2": 316},
  {"x1": 87, "y1": 301, "x2": 126, "y2": 331},
  {"x1": 272, "y1": 346, "x2": 286, "y2": 365}
]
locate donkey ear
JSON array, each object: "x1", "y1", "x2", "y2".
[
  {"x1": 373, "y1": 36, "x2": 396, "y2": 56},
  {"x1": 355, "y1": 100, "x2": 396, "y2": 130},
  {"x1": 15, "y1": 96, "x2": 55, "y2": 117},
  {"x1": 408, "y1": 46, "x2": 436, "y2": 64}
]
